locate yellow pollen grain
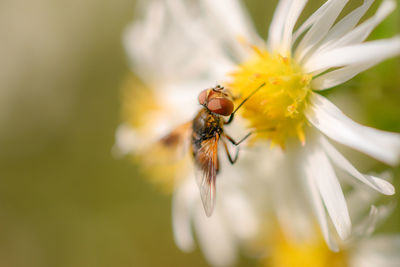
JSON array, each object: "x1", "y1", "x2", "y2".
[{"x1": 228, "y1": 49, "x2": 312, "y2": 147}]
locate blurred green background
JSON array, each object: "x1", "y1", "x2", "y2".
[{"x1": 0, "y1": 0, "x2": 399, "y2": 266}]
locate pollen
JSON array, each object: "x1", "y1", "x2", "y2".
[{"x1": 228, "y1": 49, "x2": 312, "y2": 147}]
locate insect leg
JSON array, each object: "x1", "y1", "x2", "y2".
[
  {"x1": 221, "y1": 136, "x2": 239, "y2": 164},
  {"x1": 225, "y1": 127, "x2": 276, "y2": 146},
  {"x1": 224, "y1": 133, "x2": 252, "y2": 146},
  {"x1": 225, "y1": 82, "x2": 266, "y2": 125}
]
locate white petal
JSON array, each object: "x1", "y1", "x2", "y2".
[
  {"x1": 350, "y1": 235, "x2": 400, "y2": 267},
  {"x1": 315, "y1": 0, "x2": 374, "y2": 53},
  {"x1": 304, "y1": 36, "x2": 400, "y2": 73},
  {"x1": 123, "y1": 2, "x2": 166, "y2": 82},
  {"x1": 280, "y1": 0, "x2": 308, "y2": 56},
  {"x1": 193, "y1": 203, "x2": 237, "y2": 267},
  {"x1": 311, "y1": 61, "x2": 377, "y2": 90},
  {"x1": 302, "y1": 149, "x2": 339, "y2": 251},
  {"x1": 353, "y1": 205, "x2": 379, "y2": 237},
  {"x1": 197, "y1": 0, "x2": 262, "y2": 61},
  {"x1": 343, "y1": 172, "x2": 388, "y2": 221},
  {"x1": 221, "y1": 189, "x2": 259, "y2": 240},
  {"x1": 304, "y1": 140, "x2": 351, "y2": 240},
  {"x1": 272, "y1": 149, "x2": 316, "y2": 243},
  {"x1": 352, "y1": 204, "x2": 395, "y2": 239},
  {"x1": 171, "y1": 179, "x2": 197, "y2": 252},
  {"x1": 295, "y1": 0, "x2": 349, "y2": 63},
  {"x1": 200, "y1": 0, "x2": 259, "y2": 42},
  {"x1": 164, "y1": 0, "x2": 255, "y2": 65},
  {"x1": 292, "y1": 0, "x2": 333, "y2": 42},
  {"x1": 338, "y1": 0, "x2": 396, "y2": 46},
  {"x1": 268, "y1": 0, "x2": 293, "y2": 53},
  {"x1": 305, "y1": 0, "x2": 396, "y2": 74},
  {"x1": 112, "y1": 123, "x2": 141, "y2": 157},
  {"x1": 370, "y1": 202, "x2": 396, "y2": 229},
  {"x1": 306, "y1": 93, "x2": 400, "y2": 165},
  {"x1": 128, "y1": 0, "x2": 237, "y2": 85},
  {"x1": 320, "y1": 136, "x2": 395, "y2": 195},
  {"x1": 345, "y1": 184, "x2": 378, "y2": 222}
]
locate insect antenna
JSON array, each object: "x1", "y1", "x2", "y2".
[{"x1": 225, "y1": 82, "x2": 266, "y2": 124}]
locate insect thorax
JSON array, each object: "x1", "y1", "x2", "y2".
[{"x1": 192, "y1": 109, "x2": 223, "y2": 151}]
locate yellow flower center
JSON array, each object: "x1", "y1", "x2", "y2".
[
  {"x1": 228, "y1": 48, "x2": 312, "y2": 147},
  {"x1": 265, "y1": 230, "x2": 348, "y2": 267},
  {"x1": 121, "y1": 75, "x2": 190, "y2": 193}
]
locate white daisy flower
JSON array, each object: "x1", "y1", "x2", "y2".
[{"x1": 216, "y1": 0, "x2": 400, "y2": 250}]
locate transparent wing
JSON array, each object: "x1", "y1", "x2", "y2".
[{"x1": 194, "y1": 134, "x2": 219, "y2": 217}]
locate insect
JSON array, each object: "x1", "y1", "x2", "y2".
[{"x1": 156, "y1": 83, "x2": 266, "y2": 216}]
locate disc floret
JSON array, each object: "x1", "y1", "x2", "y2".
[{"x1": 229, "y1": 49, "x2": 312, "y2": 147}]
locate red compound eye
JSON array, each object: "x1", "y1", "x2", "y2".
[
  {"x1": 198, "y1": 90, "x2": 208, "y2": 105},
  {"x1": 207, "y1": 98, "x2": 234, "y2": 116}
]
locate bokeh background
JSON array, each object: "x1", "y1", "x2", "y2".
[{"x1": 0, "y1": 0, "x2": 399, "y2": 266}]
